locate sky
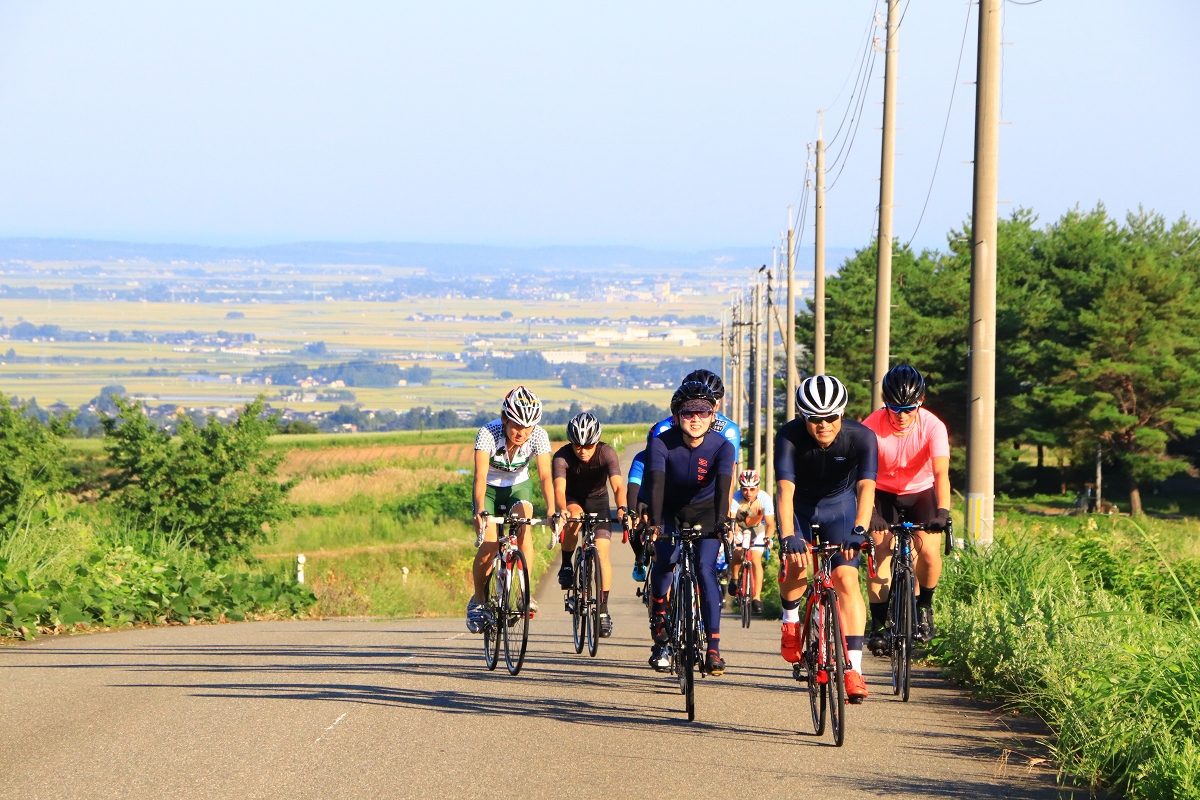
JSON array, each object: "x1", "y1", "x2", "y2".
[{"x1": 0, "y1": 1, "x2": 1195, "y2": 252}]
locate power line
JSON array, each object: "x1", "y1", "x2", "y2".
[
  {"x1": 824, "y1": 2, "x2": 881, "y2": 152},
  {"x1": 826, "y1": 34, "x2": 881, "y2": 191},
  {"x1": 906, "y1": 0, "x2": 973, "y2": 246}
]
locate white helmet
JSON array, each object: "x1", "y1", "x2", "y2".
[
  {"x1": 567, "y1": 412, "x2": 602, "y2": 446},
  {"x1": 796, "y1": 375, "x2": 848, "y2": 418},
  {"x1": 501, "y1": 386, "x2": 543, "y2": 426}
]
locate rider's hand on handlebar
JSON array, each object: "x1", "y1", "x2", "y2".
[
  {"x1": 926, "y1": 507, "x2": 951, "y2": 532},
  {"x1": 845, "y1": 525, "x2": 869, "y2": 560},
  {"x1": 648, "y1": 525, "x2": 662, "y2": 543},
  {"x1": 781, "y1": 534, "x2": 810, "y2": 572}
]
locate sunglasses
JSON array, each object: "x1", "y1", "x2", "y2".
[
  {"x1": 804, "y1": 413, "x2": 842, "y2": 425},
  {"x1": 886, "y1": 403, "x2": 921, "y2": 414},
  {"x1": 680, "y1": 410, "x2": 714, "y2": 420}
]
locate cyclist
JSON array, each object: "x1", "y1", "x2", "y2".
[
  {"x1": 554, "y1": 411, "x2": 628, "y2": 637},
  {"x1": 728, "y1": 469, "x2": 775, "y2": 616},
  {"x1": 775, "y1": 375, "x2": 877, "y2": 704},
  {"x1": 645, "y1": 380, "x2": 736, "y2": 676},
  {"x1": 626, "y1": 448, "x2": 650, "y2": 582},
  {"x1": 465, "y1": 386, "x2": 556, "y2": 634},
  {"x1": 862, "y1": 364, "x2": 951, "y2": 648}
]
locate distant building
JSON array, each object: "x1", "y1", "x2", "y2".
[{"x1": 542, "y1": 350, "x2": 587, "y2": 365}]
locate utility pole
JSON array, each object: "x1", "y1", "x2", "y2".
[
  {"x1": 737, "y1": 292, "x2": 747, "y2": 431},
  {"x1": 751, "y1": 280, "x2": 762, "y2": 474},
  {"x1": 814, "y1": 110, "x2": 827, "y2": 375},
  {"x1": 966, "y1": 0, "x2": 1002, "y2": 546},
  {"x1": 785, "y1": 207, "x2": 797, "y2": 421},
  {"x1": 872, "y1": 0, "x2": 900, "y2": 411},
  {"x1": 764, "y1": 266, "x2": 775, "y2": 492},
  {"x1": 720, "y1": 312, "x2": 727, "y2": 396}
]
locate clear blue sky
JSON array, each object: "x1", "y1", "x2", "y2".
[{"x1": 0, "y1": 1, "x2": 1194, "y2": 251}]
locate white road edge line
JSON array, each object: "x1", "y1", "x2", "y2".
[{"x1": 315, "y1": 712, "x2": 349, "y2": 744}]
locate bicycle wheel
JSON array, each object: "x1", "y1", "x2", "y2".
[
  {"x1": 899, "y1": 570, "x2": 914, "y2": 702},
  {"x1": 825, "y1": 590, "x2": 847, "y2": 747},
  {"x1": 586, "y1": 548, "x2": 602, "y2": 657},
  {"x1": 482, "y1": 557, "x2": 501, "y2": 671},
  {"x1": 678, "y1": 574, "x2": 697, "y2": 721},
  {"x1": 741, "y1": 567, "x2": 752, "y2": 628},
  {"x1": 571, "y1": 552, "x2": 585, "y2": 655},
  {"x1": 804, "y1": 600, "x2": 826, "y2": 736},
  {"x1": 502, "y1": 549, "x2": 531, "y2": 675}
]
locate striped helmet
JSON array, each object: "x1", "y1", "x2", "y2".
[
  {"x1": 738, "y1": 469, "x2": 760, "y2": 488},
  {"x1": 796, "y1": 375, "x2": 848, "y2": 418},
  {"x1": 501, "y1": 385, "x2": 543, "y2": 426},
  {"x1": 567, "y1": 412, "x2": 602, "y2": 446}
]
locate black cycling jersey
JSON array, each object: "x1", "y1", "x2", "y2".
[
  {"x1": 774, "y1": 418, "x2": 879, "y2": 503},
  {"x1": 552, "y1": 442, "x2": 620, "y2": 503}
]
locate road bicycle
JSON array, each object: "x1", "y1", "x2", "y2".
[
  {"x1": 562, "y1": 511, "x2": 631, "y2": 657},
  {"x1": 784, "y1": 524, "x2": 856, "y2": 747},
  {"x1": 729, "y1": 528, "x2": 770, "y2": 629},
  {"x1": 867, "y1": 517, "x2": 955, "y2": 702},
  {"x1": 478, "y1": 512, "x2": 543, "y2": 676}
]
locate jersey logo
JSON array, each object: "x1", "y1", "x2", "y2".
[
  {"x1": 698, "y1": 458, "x2": 708, "y2": 467},
  {"x1": 834, "y1": 456, "x2": 846, "y2": 462}
]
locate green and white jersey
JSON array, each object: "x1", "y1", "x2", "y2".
[{"x1": 474, "y1": 419, "x2": 552, "y2": 488}]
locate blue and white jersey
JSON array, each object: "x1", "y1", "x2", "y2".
[
  {"x1": 628, "y1": 450, "x2": 646, "y2": 485},
  {"x1": 644, "y1": 413, "x2": 742, "y2": 459}
]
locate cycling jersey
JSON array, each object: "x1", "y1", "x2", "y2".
[
  {"x1": 628, "y1": 450, "x2": 646, "y2": 486},
  {"x1": 774, "y1": 418, "x2": 879, "y2": 505},
  {"x1": 861, "y1": 407, "x2": 949, "y2": 495},
  {"x1": 552, "y1": 442, "x2": 620, "y2": 504},
  {"x1": 733, "y1": 488, "x2": 774, "y2": 548},
  {"x1": 646, "y1": 413, "x2": 742, "y2": 460},
  {"x1": 645, "y1": 426, "x2": 735, "y2": 533},
  {"x1": 474, "y1": 419, "x2": 552, "y2": 488}
]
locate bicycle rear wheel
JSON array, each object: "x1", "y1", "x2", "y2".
[
  {"x1": 483, "y1": 558, "x2": 501, "y2": 671},
  {"x1": 804, "y1": 600, "x2": 826, "y2": 736},
  {"x1": 502, "y1": 549, "x2": 531, "y2": 675},
  {"x1": 586, "y1": 548, "x2": 602, "y2": 657},
  {"x1": 825, "y1": 590, "x2": 847, "y2": 747},
  {"x1": 571, "y1": 552, "x2": 585, "y2": 655}
]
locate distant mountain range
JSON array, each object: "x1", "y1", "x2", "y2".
[{"x1": 0, "y1": 237, "x2": 855, "y2": 274}]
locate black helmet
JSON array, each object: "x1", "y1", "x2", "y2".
[
  {"x1": 882, "y1": 364, "x2": 925, "y2": 407},
  {"x1": 682, "y1": 369, "x2": 725, "y2": 401},
  {"x1": 567, "y1": 412, "x2": 602, "y2": 446},
  {"x1": 670, "y1": 380, "x2": 718, "y2": 414}
]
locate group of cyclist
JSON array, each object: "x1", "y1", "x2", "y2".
[{"x1": 463, "y1": 362, "x2": 951, "y2": 705}]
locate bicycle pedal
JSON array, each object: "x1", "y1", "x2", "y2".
[{"x1": 636, "y1": 588, "x2": 643, "y2": 597}]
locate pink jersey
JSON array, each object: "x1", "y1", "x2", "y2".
[{"x1": 862, "y1": 407, "x2": 950, "y2": 495}]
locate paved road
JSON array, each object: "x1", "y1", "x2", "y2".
[{"x1": 0, "y1": 535, "x2": 1061, "y2": 800}]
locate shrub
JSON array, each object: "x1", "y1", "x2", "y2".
[{"x1": 0, "y1": 393, "x2": 71, "y2": 528}]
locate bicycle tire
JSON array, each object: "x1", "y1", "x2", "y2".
[
  {"x1": 804, "y1": 599, "x2": 826, "y2": 736},
  {"x1": 740, "y1": 567, "x2": 752, "y2": 628},
  {"x1": 586, "y1": 547, "x2": 602, "y2": 657},
  {"x1": 678, "y1": 573, "x2": 697, "y2": 721},
  {"x1": 571, "y1": 551, "x2": 585, "y2": 655},
  {"x1": 502, "y1": 549, "x2": 531, "y2": 675},
  {"x1": 483, "y1": 557, "x2": 501, "y2": 671},
  {"x1": 826, "y1": 589, "x2": 847, "y2": 747},
  {"x1": 900, "y1": 570, "x2": 914, "y2": 702}
]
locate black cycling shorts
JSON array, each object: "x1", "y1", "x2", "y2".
[
  {"x1": 874, "y1": 487, "x2": 938, "y2": 527},
  {"x1": 566, "y1": 495, "x2": 613, "y2": 540}
]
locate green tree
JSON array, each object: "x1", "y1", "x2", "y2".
[
  {"x1": 0, "y1": 394, "x2": 70, "y2": 528},
  {"x1": 103, "y1": 396, "x2": 294, "y2": 558}
]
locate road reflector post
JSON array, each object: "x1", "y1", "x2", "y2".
[
  {"x1": 297, "y1": 553, "x2": 306, "y2": 584},
  {"x1": 402, "y1": 567, "x2": 410, "y2": 584}
]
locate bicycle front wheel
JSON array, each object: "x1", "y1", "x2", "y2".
[
  {"x1": 502, "y1": 549, "x2": 531, "y2": 675},
  {"x1": 571, "y1": 552, "x2": 585, "y2": 655},
  {"x1": 586, "y1": 548, "x2": 602, "y2": 657},
  {"x1": 483, "y1": 558, "x2": 501, "y2": 671},
  {"x1": 804, "y1": 600, "x2": 826, "y2": 736},
  {"x1": 825, "y1": 590, "x2": 847, "y2": 747},
  {"x1": 741, "y1": 567, "x2": 752, "y2": 628},
  {"x1": 677, "y1": 574, "x2": 697, "y2": 721},
  {"x1": 893, "y1": 569, "x2": 914, "y2": 702}
]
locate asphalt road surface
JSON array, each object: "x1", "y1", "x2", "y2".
[{"x1": 0, "y1": 532, "x2": 1064, "y2": 800}]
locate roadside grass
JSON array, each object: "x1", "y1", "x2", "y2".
[
  {"x1": 932, "y1": 512, "x2": 1200, "y2": 798},
  {"x1": 287, "y1": 466, "x2": 460, "y2": 506}
]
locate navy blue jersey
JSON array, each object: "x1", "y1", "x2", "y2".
[
  {"x1": 646, "y1": 426, "x2": 736, "y2": 528},
  {"x1": 774, "y1": 417, "x2": 879, "y2": 503}
]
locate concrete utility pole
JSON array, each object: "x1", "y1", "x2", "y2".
[
  {"x1": 785, "y1": 207, "x2": 797, "y2": 421},
  {"x1": 872, "y1": 0, "x2": 900, "y2": 411},
  {"x1": 751, "y1": 281, "x2": 762, "y2": 474},
  {"x1": 764, "y1": 266, "x2": 776, "y2": 492},
  {"x1": 966, "y1": 0, "x2": 1002, "y2": 546},
  {"x1": 720, "y1": 313, "x2": 727, "y2": 394},
  {"x1": 733, "y1": 295, "x2": 744, "y2": 429},
  {"x1": 814, "y1": 110, "x2": 827, "y2": 376}
]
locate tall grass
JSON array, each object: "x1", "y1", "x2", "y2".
[{"x1": 933, "y1": 513, "x2": 1200, "y2": 797}]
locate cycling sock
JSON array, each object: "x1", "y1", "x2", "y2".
[
  {"x1": 869, "y1": 601, "x2": 888, "y2": 630},
  {"x1": 651, "y1": 597, "x2": 667, "y2": 616},
  {"x1": 707, "y1": 633, "x2": 720, "y2": 654},
  {"x1": 781, "y1": 597, "x2": 801, "y2": 624},
  {"x1": 559, "y1": 549, "x2": 574, "y2": 568},
  {"x1": 917, "y1": 585, "x2": 936, "y2": 609},
  {"x1": 846, "y1": 636, "x2": 864, "y2": 672},
  {"x1": 600, "y1": 590, "x2": 609, "y2": 613}
]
